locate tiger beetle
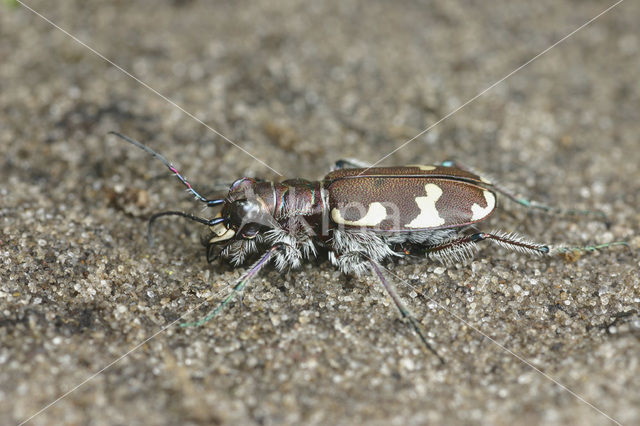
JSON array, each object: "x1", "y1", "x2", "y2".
[{"x1": 110, "y1": 132, "x2": 627, "y2": 364}]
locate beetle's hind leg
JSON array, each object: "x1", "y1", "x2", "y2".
[
  {"x1": 369, "y1": 260, "x2": 444, "y2": 364},
  {"x1": 332, "y1": 158, "x2": 371, "y2": 170},
  {"x1": 425, "y1": 230, "x2": 628, "y2": 265},
  {"x1": 439, "y1": 159, "x2": 610, "y2": 225}
]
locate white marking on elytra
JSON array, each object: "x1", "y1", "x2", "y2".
[
  {"x1": 471, "y1": 190, "x2": 496, "y2": 220},
  {"x1": 332, "y1": 202, "x2": 387, "y2": 226},
  {"x1": 480, "y1": 176, "x2": 492, "y2": 184},
  {"x1": 407, "y1": 164, "x2": 436, "y2": 171},
  {"x1": 405, "y1": 183, "x2": 445, "y2": 228}
]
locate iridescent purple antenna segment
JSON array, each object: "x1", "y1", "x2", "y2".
[{"x1": 109, "y1": 132, "x2": 224, "y2": 207}]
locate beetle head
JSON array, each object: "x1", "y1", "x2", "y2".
[{"x1": 208, "y1": 178, "x2": 276, "y2": 244}]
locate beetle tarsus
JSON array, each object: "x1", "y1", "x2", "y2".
[{"x1": 551, "y1": 241, "x2": 630, "y2": 256}]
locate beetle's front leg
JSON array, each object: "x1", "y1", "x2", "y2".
[{"x1": 180, "y1": 243, "x2": 285, "y2": 327}]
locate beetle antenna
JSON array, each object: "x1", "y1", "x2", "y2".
[
  {"x1": 147, "y1": 211, "x2": 226, "y2": 246},
  {"x1": 110, "y1": 132, "x2": 224, "y2": 207}
]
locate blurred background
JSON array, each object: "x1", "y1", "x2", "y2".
[{"x1": 1, "y1": 0, "x2": 638, "y2": 424}]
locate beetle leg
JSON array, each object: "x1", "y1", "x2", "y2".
[
  {"x1": 424, "y1": 231, "x2": 548, "y2": 265},
  {"x1": 440, "y1": 159, "x2": 529, "y2": 207},
  {"x1": 332, "y1": 158, "x2": 371, "y2": 170},
  {"x1": 205, "y1": 239, "x2": 235, "y2": 263},
  {"x1": 426, "y1": 231, "x2": 628, "y2": 264},
  {"x1": 369, "y1": 260, "x2": 444, "y2": 364},
  {"x1": 440, "y1": 159, "x2": 610, "y2": 225},
  {"x1": 465, "y1": 231, "x2": 550, "y2": 256},
  {"x1": 491, "y1": 184, "x2": 610, "y2": 226},
  {"x1": 180, "y1": 243, "x2": 284, "y2": 328},
  {"x1": 548, "y1": 241, "x2": 630, "y2": 256}
]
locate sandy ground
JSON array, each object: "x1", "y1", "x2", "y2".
[{"x1": 1, "y1": 0, "x2": 639, "y2": 425}]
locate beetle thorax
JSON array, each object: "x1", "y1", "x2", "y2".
[{"x1": 208, "y1": 178, "x2": 327, "y2": 244}]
